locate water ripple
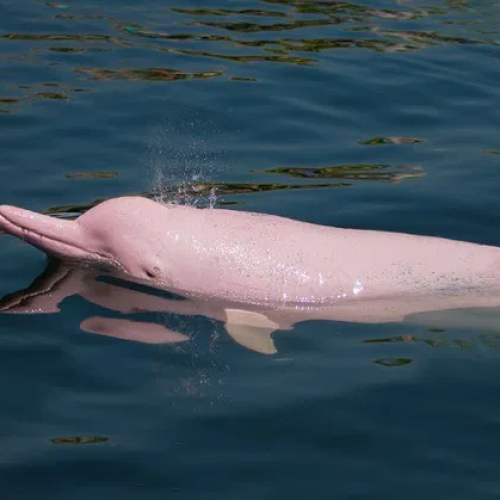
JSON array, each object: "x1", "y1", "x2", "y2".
[{"x1": 1, "y1": 0, "x2": 497, "y2": 105}]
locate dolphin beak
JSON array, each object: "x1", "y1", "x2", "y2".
[{"x1": 0, "y1": 205, "x2": 101, "y2": 263}]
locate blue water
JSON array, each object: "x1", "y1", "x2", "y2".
[{"x1": 2, "y1": 0, "x2": 500, "y2": 497}]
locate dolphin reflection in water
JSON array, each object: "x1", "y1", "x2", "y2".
[{"x1": 1, "y1": 259, "x2": 500, "y2": 355}]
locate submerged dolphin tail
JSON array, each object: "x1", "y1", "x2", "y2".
[{"x1": 0, "y1": 205, "x2": 92, "y2": 261}]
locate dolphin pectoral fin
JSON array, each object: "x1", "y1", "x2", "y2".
[
  {"x1": 80, "y1": 316, "x2": 190, "y2": 344},
  {"x1": 225, "y1": 323, "x2": 277, "y2": 355},
  {"x1": 224, "y1": 308, "x2": 280, "y2": 329},
  {"x1": 224, "y1": 309, "x2": 279, "y2": 355}
]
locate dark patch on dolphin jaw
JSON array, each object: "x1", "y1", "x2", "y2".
[{"x1": 96, "y1": 275, "x2": 187, "y2": 301}]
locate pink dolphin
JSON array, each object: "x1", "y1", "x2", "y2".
[{"x1": 1, "y1": 196, "x2": 500, "y2": 353}]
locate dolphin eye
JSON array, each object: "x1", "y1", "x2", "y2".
[
  {"x1": 143, "y1": 265, "x2": 160, "y2": 279},
  {"x1": 143, "y1": 268, "x2": 155, "y2": 279}
]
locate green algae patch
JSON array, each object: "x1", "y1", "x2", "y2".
[
  {"x1": 51, "y1": 436, "x2": 109, "y2": 445},
  {"x1": 260, "y1": 164, "x2": 425, "y2": 183},
  {"x1": 44, "y1": 181, "x2": 350, "y2": 218},
  {"x1": 65, "y1": 172, "x2": 119, "y2": 179},
  {"x1": 360, "y1": 136, "x2": 427, "y2": 145},
  {"x1": 364, "y1": 333, "x2": 500, "y2": 350},
  {"x1": 175, "y1": 48, "x2": 315, "y2": 65},
  {"x1": 0, "y1": 98, "x2": 21, "y2": 105},
  {"x1": 76, "y1": 67, "x2": 223, "y2": 81},
  {"x1": 48, "y1": 47, "x2": 85, "y2": 53},
  {"x1": 172, "y1": 7, "x2": 287, "y2": 17},
  {"x1": 34, "y1": 92, "x2": 68, "y2": 100},
  {"x1": 373, "y1": 358, "x2": 413, "y2": 367},
  {"x1": 190, "y1": 18, "x2": 333, "y2": 33},
  {"x1": 2, "y1": 33, "x2": 115, "y2": 42},
  {"x1": 229, "y1": 76, "x2": 258, "y2": 81}
]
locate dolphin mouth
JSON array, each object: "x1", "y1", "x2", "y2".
[{"x1": 0, "y1": 206, "x2": 121, "y2": 269}]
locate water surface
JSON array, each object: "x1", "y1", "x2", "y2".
[{"x1": 1, "y1": 0, "x2": 500, "y2": 498}]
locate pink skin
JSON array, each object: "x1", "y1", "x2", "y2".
[
  {"x1": 1, "y1": 195, "x2": 500, "y2": 304},
  {"x1": 2, "y1": 195, "x2": 500, "y2": 354}
]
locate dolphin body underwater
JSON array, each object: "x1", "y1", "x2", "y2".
[{"x1": 1, "y1": 195, "x2": 500, "y2": 354}]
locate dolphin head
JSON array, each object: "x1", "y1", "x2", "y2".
[{"x1": 0, "y1": 196, "x2": 171, "y2": 283}]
